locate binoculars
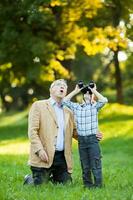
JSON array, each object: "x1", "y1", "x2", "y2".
[{"x1": 78, "y1": 80, "x2": 95, "y2": 94}]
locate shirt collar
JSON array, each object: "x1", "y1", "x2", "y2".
[
  {"x1": 49, "y1": 97, "x2": 63, "y2": 107},
  {"x1": 49, "y1": 97, "x2": 56, "y2": 106},
  {"x1": 80, "y1": 102, "x2": 91, "y2": 107}
]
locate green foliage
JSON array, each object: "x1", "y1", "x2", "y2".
[{"x1": 0, "y1": 0, "x2": 133, "y2": 110}]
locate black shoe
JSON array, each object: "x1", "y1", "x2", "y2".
[{"x1": 23, "y1": 174, "x2": 33, "y2": 185}]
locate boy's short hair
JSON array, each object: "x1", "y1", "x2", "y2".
[{"x1": 50, "y1": 79, "x2": 68, "y2": 89}]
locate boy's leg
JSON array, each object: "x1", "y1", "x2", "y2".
[
  {"x1": 78, "y1": 136, "x2": 93, "y2": 188},
  {"x1": 89, "y1": 135, "x2": 102, "y2": 187},
  {"x1": 30, "y1": 166, "x2": 50, "y2": 186},
  {"x1": 79, "y1": 148, "x2": 93, "y2": 187}
]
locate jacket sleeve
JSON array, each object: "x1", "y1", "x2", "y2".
[
  {"x1": 71, "y1": 113, "x2": 78, "y2": 140},
  {"x1": 28, "y1": 102, "x2": 44, "y2": 154},
  {"x1": 73, "y1": 123, "x2": 78, "y2": 140}
]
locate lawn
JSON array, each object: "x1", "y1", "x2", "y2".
[{"x1": 0, "y1": 103, "x2": 133, "y2": 200}]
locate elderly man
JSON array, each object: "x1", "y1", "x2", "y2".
[
  {"x1": 24, "y1": 79, "x2": 77, "y2": 185},
  {"x1": 24, "y1": 79, "x2": 102, "y2": 186}
]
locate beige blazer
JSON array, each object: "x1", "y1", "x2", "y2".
[{"x1": 28, "y1": 99, "x2": 77, "y2": 173}]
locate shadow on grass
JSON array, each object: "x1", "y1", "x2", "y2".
[
  {"x1": 0, "y1": 122, "x2": 27, "y2": 141},
  {"x1": 0, "y1": 110, "x2": 28, "y2": 141}
]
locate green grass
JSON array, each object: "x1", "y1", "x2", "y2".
[{"x1": 0, "y1": 103, "x2": 133, "y2": 200}]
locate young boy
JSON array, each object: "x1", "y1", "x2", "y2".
[{"x1": 63, "y1": 83, "x2": 108, "y2": 188}]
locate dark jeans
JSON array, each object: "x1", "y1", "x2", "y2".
[
  {"x1": 31, "y1": 151, "x2": 72, "y2": 185},
  {"x1": 78, "y1": 134, "x2": 102, "y2": 187}
]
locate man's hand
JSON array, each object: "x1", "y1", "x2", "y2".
[
  {"x1": 96, "y1": 131, "x2": 103, "y2": 141},
  {"x1": 38, "y1": 149, "x2": 49, "y2": 162}
]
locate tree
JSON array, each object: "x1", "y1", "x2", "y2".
[
  {"x1": 96, "y1": 0, "x2": 133, "y2": 103},
  {"x1": 0, "y1": 0, "x2": 105, "y2": 110},
  {"x1": 0, "y1": 0, "x2": 133, "y2": 110}
]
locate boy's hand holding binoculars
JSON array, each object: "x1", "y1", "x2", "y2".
[
  {"x1": 73, "y1": 85, "x2": 82, "y2": 95},
  {"x1": 88, "y1": 83, "x2": 97, "y2": 92},
  {"x1": 78, "y1": 80, "x2": 96, "y2": 95}
]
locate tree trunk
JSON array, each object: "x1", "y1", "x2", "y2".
[
  {"x1": 113, "y1": 50, "x2": 123, "y2": 103},
  {"x1": 111, "y1": 0, "x2": 124, "y2": 103}
]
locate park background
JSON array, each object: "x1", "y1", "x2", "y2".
[{"x1": 0, "y1": 0, "x2": 133, "y2": 199}]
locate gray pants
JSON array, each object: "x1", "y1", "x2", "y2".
[{"x1": 78, "y1": 134, "x2": 102, "y2": 187}]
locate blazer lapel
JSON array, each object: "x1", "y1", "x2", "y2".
[
  {"x1": 46, "y1": 100, "x2": 58, "y2": 126},
  {"x1": 45, "y1": 100, "x2": 70, "y2": 133},
  {"x1": 64, "y1": 107, "x2": 69, "y2": 134}
]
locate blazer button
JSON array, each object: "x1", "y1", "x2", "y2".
[{"x1": 57, "y1": 126, "x2": 59, "y2": 128}]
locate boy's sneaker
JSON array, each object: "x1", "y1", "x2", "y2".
[{"x1": 23, "y1": 174, "x2": 33, "y2": 185}]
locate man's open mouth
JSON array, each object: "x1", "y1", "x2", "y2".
[{"x1": 60, "y1": 90, "x2": 64, "y2": 93}]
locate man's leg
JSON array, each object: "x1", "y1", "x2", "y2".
[
  {"x1": 52, "y1": 151, "x2": 72, "y2": 184},
  {"x1": 30, "y1": 166, "x2": 50, "y2": 186}
]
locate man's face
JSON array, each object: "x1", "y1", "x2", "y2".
[{"x1": 50, "y1": 81, "x2": 67, "y2": 99}]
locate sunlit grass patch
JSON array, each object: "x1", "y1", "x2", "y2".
[
  {"x1": 0, "y1": 110, "x2": 28, "y2": 127},
  {"x1": 99, "y1": 103, "x2": 133, "y2": 140},
  {"x1": 0, "y1": 139, "x2": 29, "y2": 155},
  {"x1": 99, "y1": 103, "x2": 133, "y2": 118},
  {"x1": 100, "y1": 120, "x2": 133, "y2": 139}
]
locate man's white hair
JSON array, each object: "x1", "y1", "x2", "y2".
[{"x1": 50, "y1": 79, "x2": 68, "y2": 89}]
